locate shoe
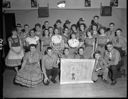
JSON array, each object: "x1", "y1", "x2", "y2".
[
  {"x1": 93, "y1": 80, "x2": 97, "y2": 83},
  {"x1": 111, "y1": 80, "x2": 117, "y2": 85},
  {"x1": 51, "y1": 79, "x2": 57, "y2": 83}
]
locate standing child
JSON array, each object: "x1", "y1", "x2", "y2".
[{"x1": 5, "y1": 29, "x2": 24, "y2": 72}]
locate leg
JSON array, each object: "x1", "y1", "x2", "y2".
[
  {"x1": 51, "y1": 67, "x2": 59, "y2": 83},
  {"x1": 92, "y1": 71, "x2": 99, "y2": 82},
  {"x1": 109, "y1": 65, "x2": 118, "y2": 85},
  {"x1": 43, "y1": 69, "x2": 52, "y2": 85}
]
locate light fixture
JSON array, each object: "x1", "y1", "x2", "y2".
[{"x1": 57, "y1": 0, "x2": 66, "y2": 8}]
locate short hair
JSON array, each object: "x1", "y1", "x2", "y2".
[
  {"x1": 56, "y1": 19, "x2": 62, "y2": 23},
  {"x1": 47, "y1": 47, "x2": 52, "y2": 52},
  {"x1": 109, "y1": 22, "x2": 115, "y2": 26},
  {"x1": 44, "y1": 21, "x2": 49, "y2": 24},
  {"x1": 24, "y1": 24, "x2": 29, "y2": 27},
  {"x1": 29, "y1": 29, "x2": 35, "y2": 35},
  {"x1": 93, "y1": 15, "x2": 99, "y2": 19},
  {"x1": 79, "y1": 23, "x2": 87, "y2": 30},
  {"x1": 91, "y1": 24, "x2": 98, "y2": 30},
  {"x1": 115, "y1": 28, "x2": 123, "y2": 36},
  {"x1": 93, "y1": 50, "x2": 101, "y2": 58},
  {"x1": 35, "y1": 23, "x2": 41, "y2": 27},
  {"x1": 63, "y1": 47, "x2": 69, "y2": 54},
  {"x1": 43, "y1": 29, "x2": 49, "y2": 36},
  {"x1": 71, "y1": 24, "x2": 77, "y2": 30},
  {"x1": 105, "y1": 41, "x2": 113, "y2": 50},
  {"x1": 98, "y1": 27, "x2": 106, "y2": 34},
  {"x1": 48, "y1": 26, "x2": 53, "y2": 30},
  {"x1": 29, "y1": 44, "x2": 37, "y2": 50},
  {"x1": 86, "y1": 30, "x2": 93, "y2": 37},
  {"x1": 78, "y1": 47, "x2": 84, "y2": 52}
]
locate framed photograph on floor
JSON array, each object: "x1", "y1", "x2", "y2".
[
  {"x1": 31, "y1": 0, "x2": 38, "y2": 8},
  {"x1": 60, "y1": 59, "x2": 95, "y2": 84},
  {"x1": 85, "y1": 0, "x2": 91, "y2": 7},
  {"x1": 110, "y1": 0, "x2": 118, "y2": 7}
]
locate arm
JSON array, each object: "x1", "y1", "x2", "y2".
[
  {"x1": 20, "y1": 53, "x2": 28, "y2": 70},
  {"x1": 41, "y1": 56, "x2": 49, "y2": 80},
  {"x1": 109, "y1": 50, "x2": 120, "y2": 66}
]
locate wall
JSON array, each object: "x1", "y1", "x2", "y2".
[
  {"x1": 4, "y1": 0, "x2": 126, "y2": 9},
  {"x1": 5, "y1": 8, "x2": 127, "y2": 36}
]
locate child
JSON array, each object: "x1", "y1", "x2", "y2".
[
  {"x1": 5, "y1": 29, "x2": 24, "y2": 72},
  {"x1": 92, "y1": 51, "x2": 109, "y2": 84}
]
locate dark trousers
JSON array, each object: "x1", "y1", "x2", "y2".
[
  {"x1": 108, "y1": 60, "x2": 123, "y2": 81},
  {"x1": 46, "y1": 67, "x2": 59, "y2": 81},
  {"x1": 114, "y1": 47, "x2": 126, "y2": 57}
]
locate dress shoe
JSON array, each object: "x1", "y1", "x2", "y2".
[{"x1": 111, "y1": 80, "x2": 117, "y2": 85}]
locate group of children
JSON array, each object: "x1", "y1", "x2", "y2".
[{"x1": 5, "y1": 15, "x2": 127, "y2": 87}]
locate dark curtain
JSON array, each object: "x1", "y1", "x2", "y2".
[{"x1": 3, "y1": 13, "x2": 16, "y2": 58}]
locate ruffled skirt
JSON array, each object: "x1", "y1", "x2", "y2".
[
  {"x1": 5, "y1": 47, "x2": 24, "y2": 67},
  {"x1": 15, "y1": 62, "x2": 43, "y2": 87}
]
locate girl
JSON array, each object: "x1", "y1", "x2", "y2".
[
  {"x1": 70, "y1": 24, "x2": 79, "y2": 39},
  {"x1": 48, "y1": 26, "x2": 54, "y2": 37},
  {"x1": 68, "y1": 33, "x2": 80, "y2": 55},
  {"x1": 5, "y1": 29, "x2": 24, "y2": 72},
  {"x1": 35, "y1": 23, "x2": 43, "y2": 40},
  {"x1": 96, "y1": 27, "x2": 109, "y2": 56},
  {"x1": 51, "y1": 28, "x2": 65, "y2": 57},
  {"x1": 25, "y1": 29, "x2": 40, "y2": 52},
  {"x1": 84, "y1": 30, "x2": 96, "y2": 59},
  {"x1": 78, "y1": 23, "x2": 87, "y2": 47},
  {"x1": 15, "y1": 44, "x2": 47, "y2": 87},
  {"x1": 41, "y1": 29, "x2": 51, "y2": 54}
]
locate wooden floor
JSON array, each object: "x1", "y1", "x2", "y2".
[{"x1": 3, "y1": 56, "x2": 127, "y2": 98}]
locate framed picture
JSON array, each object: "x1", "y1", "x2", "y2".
[
  {"x1": 85, "y1": 0, "x2": 91, "y2": 7},
  {"x1": 60, "y1": 59, "x2": 95, "y2": 84},
  {"x1": 101, "y1": 6, "x2": 112, "y2": 16},
  {"x1": 31, "y1": 0, "x2": 38, "y2": 8},
  {"x1": 2, "y1": 1, "x2": 11, "y2": 8},
  {"x1": 110, "y1": 0, "x2": 118, "y2": 7}
]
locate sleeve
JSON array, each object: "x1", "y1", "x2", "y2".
[
  {"x1": 53, "y1": 54, "x2": 59, "y2": 68},
  {"x1": 114, "y1": 50, "x2": 120, "y2": 65},
  {"x1": 23, "y1": 52, "x2": 29, "y2": 61}
]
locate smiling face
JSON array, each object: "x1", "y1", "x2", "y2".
[
  {"x1": 12, "y1": 30, "x2": 17, "y2": 37},
  {"x1": 79, "y1": 48, "x2": 84, "y2": 55},
  {"x1": 95, "y1": 53, "x2": 101, "y2": 60},
  {"x1": 44, "y1": 29, "x2": 49, "y2": 36},
  {"x1": 109, "y1": 24, "x2": 115, "y2": 31},
  {"x1": 30, "y1": 46, "x2": 36, "y2": 53},
  {"x1": 64, "y1": 48, "x2": 69, "y2": 55},
  {"x1": 80, "y1": 24, "x2": 85, "y2": 31},
  {"x1": 54, "y1": 28, "x2": 59, "y2": 35},
  {"x1": 71, "y1": 33, "x2": 76, "y2": 39},
  {"x1": 107, "y1": 44, "x2": 113, "y2": 52},
  {"x1": 47, "y1": 49, "x2": 53, "y2": 56},
  {"x1": 116, "y1": 30, "x2": 121, "y2": 37},
  {"x1": 30, "y1": 30, "x2": 35, "y2": 37},
  {"x1": 87, "y1": 31, "x2": 92, "y2": 37},
  {"x1": 100, "y1": 28, "x2": 105, "y2": 35}
]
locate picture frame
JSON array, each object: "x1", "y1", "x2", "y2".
[
  {"x1": 31, "y1": 0, "x2": 38, "y2": 8},
  {"x1": 60, "y1": 59, "x2": 95, "y2": 84},
  {"x1": 85, "y1": 0, "x2": 91, "y2": 7},
  {"x1": 110, "y1": 0, "x2": 118, "y2": 7},
  {"x1": 2, "y1": 1, "x2": 11, "y2": 8}
]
